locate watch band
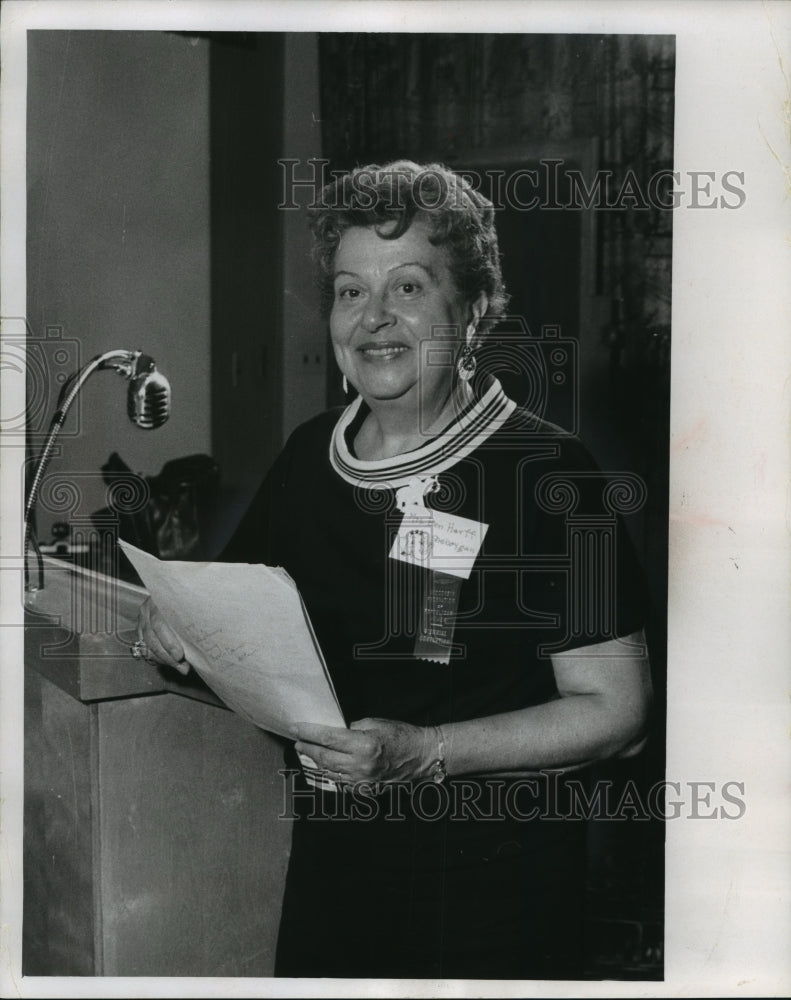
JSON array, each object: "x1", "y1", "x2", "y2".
[{"x1": 430, "y1": 725, "x2": 448, "y2": 784}]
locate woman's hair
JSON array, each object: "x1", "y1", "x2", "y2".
[{"x1": 308, "y1": 160, "x2": 509, "y2": 333}]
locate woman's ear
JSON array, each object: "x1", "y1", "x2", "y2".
[{"x1": 466, "y1": 292, "x2": 489, "y2": 346}]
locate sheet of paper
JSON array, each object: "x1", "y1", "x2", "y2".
[{"x1": 119, "y1": 540, "x2": 345, "y2": 739}]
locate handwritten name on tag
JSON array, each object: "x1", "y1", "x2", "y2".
[{"x1": 390, "y1": 509, "x2": 488, "y2": 579}]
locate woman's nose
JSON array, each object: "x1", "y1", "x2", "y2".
[{"x1": 362, "y1": 292, "x2": 394, "y2": 332}]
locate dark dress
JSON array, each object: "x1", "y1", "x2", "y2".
[{"x1": 222, "y1": 379, "x2": 645, "y2": 979}]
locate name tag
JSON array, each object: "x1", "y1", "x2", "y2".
[{"x1": 390, "y1": 509, "x2": 488, "y2": 580}]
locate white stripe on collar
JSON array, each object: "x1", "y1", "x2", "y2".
[{"x1": 329, "y1": 378, "x2": 517, "y2": 489}]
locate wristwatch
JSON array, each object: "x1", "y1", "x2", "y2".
[
  {"x1": 429, "y1": 757, "x2": 447, "y2": 784},
  {"x1": 429, "y1": 725, "x2": 448, "y2": 783}
]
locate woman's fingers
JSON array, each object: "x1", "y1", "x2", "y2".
[
  {"x1": 291, "y1": 722, "x2": 368, "y2": 752},
  {"x1": 293, "y1": 720, "x2": 426, "y2": 783},
  {"x1": 146, "y1": 600, "x2": 186, "y2": 662},
  {"x1": 294, "y1": 727, "x2": 378, "y2": 780},
  {"x1": 137, "y1": 597, "x2": 190, "y2": 674},
  {"x1": 296, "y1": 743, "x2": 355, "y2": 774}
]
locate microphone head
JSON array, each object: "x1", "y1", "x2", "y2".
[{"x1": 127, "y1": 355, "x2": 171, "y2": 429}]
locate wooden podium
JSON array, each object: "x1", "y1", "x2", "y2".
[{"x1": 23, "y1": 559, "x2": 292, "y2": 976}]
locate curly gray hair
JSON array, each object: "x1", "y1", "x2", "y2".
[{"x1": 308, "y1": 160, "x2": 509, "y2": 334}]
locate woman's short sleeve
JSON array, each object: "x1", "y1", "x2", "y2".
[{"x1": 520, "y1": 433, "x2": 648, "y2": 655}]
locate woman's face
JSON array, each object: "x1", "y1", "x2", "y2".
[{"x1": 330, "y1": 219, "x2": 483, "y2": 410}]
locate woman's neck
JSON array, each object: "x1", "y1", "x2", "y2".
[{"x1": 353, "y1": 381, "x2": 474, "y2": 461}]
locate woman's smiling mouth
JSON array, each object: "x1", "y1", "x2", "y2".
[{"x1": 357, "y1": 343, "x2": 410, "y2": 361}]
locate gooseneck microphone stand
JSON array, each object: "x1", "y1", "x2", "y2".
[{"x1": 24, "y1": 349, "x2": 170, "y2": 591}]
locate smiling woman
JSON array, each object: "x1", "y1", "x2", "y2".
[
  {"x1": 330, "y1": 220, "x2": 486, "y2": 454},
  {"x1": 314, "y1": 162, "x2": 508, "y2": 462},
  {"x1": 140, "y1": 160, "x2": 651, "y2": 980}
]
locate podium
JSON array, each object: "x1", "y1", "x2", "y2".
[{"x1": 23, "y1": 559, "x2": 291, "y2": 976}]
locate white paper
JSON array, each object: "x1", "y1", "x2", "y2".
[{"x1": 119, "y1": 540, "x2": 345, "y2": 739}]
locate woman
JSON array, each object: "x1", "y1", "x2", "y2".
[{"x1": 140, "y1": 160, "x2": 652, "y2": 980}]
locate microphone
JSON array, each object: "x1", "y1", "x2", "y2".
[
  {"x1": 24, "y1": 347, "x2": 173, "y2": 590},
  {"x1": 127, "y1": 353, "x2": 171, "y2": 429}
]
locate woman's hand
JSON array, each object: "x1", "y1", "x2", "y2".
[
  {"x1": 136, "y1": 596, "x2": 190, "y2": 675},
  {"x1": 292, "y1": 718, "x2": 438, "y2": 785}
]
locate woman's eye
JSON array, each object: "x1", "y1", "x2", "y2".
[
  {"x1": 398, "y1": 281, "x2": 420, "y2": 295},
  {"x1": 337, "y1": 287, "x2": 361, "y2": 301}
]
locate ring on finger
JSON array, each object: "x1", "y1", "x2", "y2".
[{"x1": 130, "y1": 639, "x2": 149, "y2": 660}]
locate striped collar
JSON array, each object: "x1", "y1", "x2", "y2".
[{"x1": 329, "y1": 378, "x2": 517, "y2": 489}]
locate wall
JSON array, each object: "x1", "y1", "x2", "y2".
[
  {"x1": 27, "y1": 30, "x2": 212, "y2": 540},
  {"x1": 281, "y1": 33, "x2": 327, "y2": 441},
  {"x1": 28, "y1": 31, "x2": 330, "y2": 552},
  {"x1": 204, "y1": 31, "x2": 327, "y2": 552},
  {"x1": 207, "y1": 32, "x2": 284, "y2": 542}
]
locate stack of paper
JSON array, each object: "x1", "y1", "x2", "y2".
[{"x1": 119, "y1": 540, "x2": 345, "y2": 739}]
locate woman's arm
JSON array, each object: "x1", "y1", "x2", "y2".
[
  {"x1": 292, "y1": 630, "x2": 652, "y2": 783},
  {"x1": 438, "y1": 630, "x2": 652, "y2": 776}
]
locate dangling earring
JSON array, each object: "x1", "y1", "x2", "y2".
[
  {"x1": 456, "y1": 344, "x2": 477, "y2": 382},
  {"x1": 342, "y1": 374, "x2": 350, "y2": 395}
]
